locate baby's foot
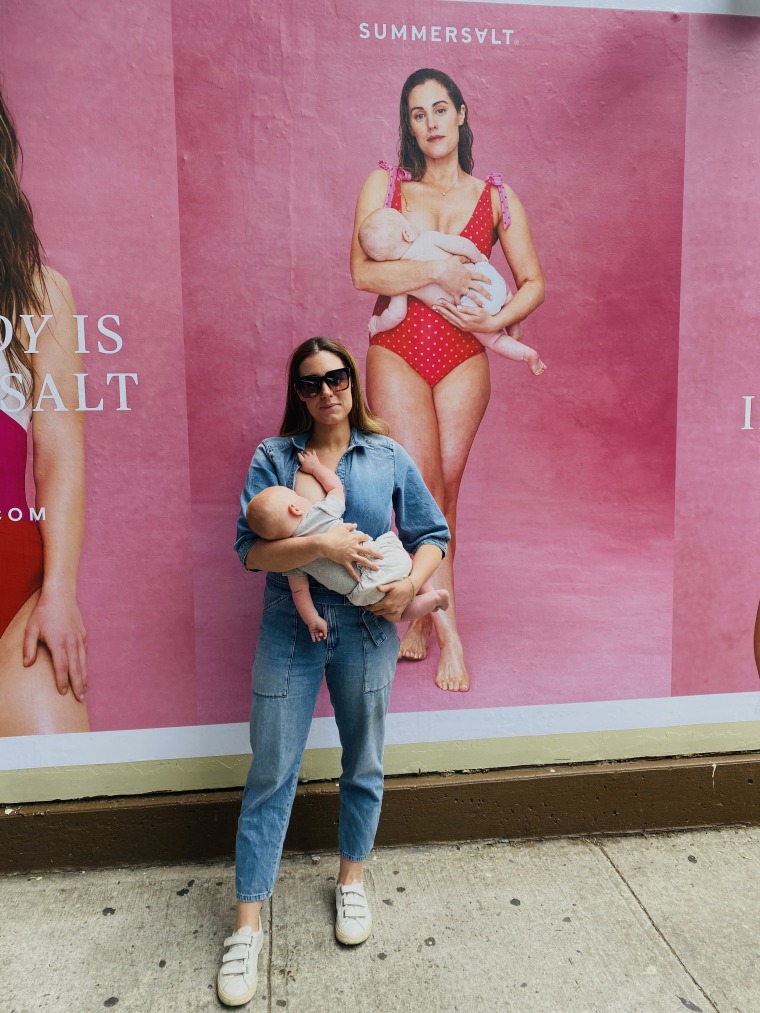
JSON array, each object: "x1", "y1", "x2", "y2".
[
  {"x1": 398, "y1": 615, "x2": 432, "y2": 661},
  {"x1": 433, "y1": 589, "x2": 451, "y2": 612},
  {"x1": 524, "y1": 348, "x2": 548, "y2": 376}
]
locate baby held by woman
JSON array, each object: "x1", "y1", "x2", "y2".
[
  {"x1": 359, "y1": 207, "x2": 547, "y2": 376},
  {"x1": 245, "y1": 450, "x2": 449, "y2": 642}
]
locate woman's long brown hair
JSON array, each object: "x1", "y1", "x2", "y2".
[
  {"x1": 398, "y1": 68, "x2": 475, "y2": 182},
  {"x1": 0, "y1": 86, "x2": 44, "y2": 402},
  {"x1": 280, "y1": 337, "x2": 388, "y2": 437}
]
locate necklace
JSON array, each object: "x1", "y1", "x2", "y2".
[
  {"x1": 422, "y1": 170, "x2": 461, "y2": 198},
  {"x1": 307, "y1": 439, "x2": 350, "y2": 459}
]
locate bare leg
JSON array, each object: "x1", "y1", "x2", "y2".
[
  {"x1": 367, "y1": 347, "x2": 491, "y2": 691},
  {"x1": 477, "y1": 330, "x2": 548, "y2": 376},
  {"x1": 338, "y1": 858, "x2": 363, "y2": 885},
  {"x1": 235, "y1": 900, "x2": 264, "y2": 931},
  {"x1": 366, "y1": 346, "x2": 443, "y2": 664},
  {"x1": 429, "y1": 354, "x2": 491, "y2": 691},
  {"x1": 0, "y1": 590, "x2": 89, "y2": 736},
  {"x1": 399, "y1": 583, "x2": 449, "y2": 622}
]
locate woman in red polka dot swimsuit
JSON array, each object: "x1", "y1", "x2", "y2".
[{"x1": 351, "y1": 68, "x2": 545, "y2": 692}]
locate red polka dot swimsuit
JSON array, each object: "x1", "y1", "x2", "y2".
[{"x1": 369, "y1": 165, "x2": 511, "y2": 387}]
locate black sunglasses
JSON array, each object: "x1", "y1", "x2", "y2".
[{"x1": 294, "y1": 367, "x2": 351, "y2": 398}]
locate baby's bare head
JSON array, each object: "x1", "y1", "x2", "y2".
[
  {"x1": 246, "y1": 486, "x2": 304, "y2": 541},
  {"x1": 358, "y1": 207, "x2": 418, "y2": 261}
]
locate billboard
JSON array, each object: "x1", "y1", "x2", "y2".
[{"x1": 1, "y1": 0, "x2": 758, "y2": 800}]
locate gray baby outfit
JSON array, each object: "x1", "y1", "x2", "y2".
[{"x1": 285, "y1": 493, "x2": 412, "y2": 606}]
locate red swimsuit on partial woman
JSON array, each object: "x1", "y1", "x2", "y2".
[
  {"x1": 0, "y1": 390, "x2": 43, "y2": 640},
  {"x1": 369, "y1": 164, "x2": 512, "y2": 387}
]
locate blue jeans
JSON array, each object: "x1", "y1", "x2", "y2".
[{"x1": 235, "y1": 573, "x2": 400, "y2": 902}]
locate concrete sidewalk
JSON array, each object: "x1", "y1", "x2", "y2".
[{"x1": 2, "y1": 826, "x2": 758, "y2": 1013}]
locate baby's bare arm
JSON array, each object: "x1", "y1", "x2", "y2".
[
  {"x1": 288, "y1": 574, "x2": 327, "y2": 641},
  {"x1": 298, "y1": 450, "x2": 345, "y2": 499},
  {"x1": 424, "y1": 232, "x2": 485, "y2": 263}
]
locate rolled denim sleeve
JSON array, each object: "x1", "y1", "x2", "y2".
[
  {"x1": 234, "y1": 442, "x2": 280, "y2": 568},
  {"x1": 392, "y1": 442, "x2": 450, "y2": 556}
]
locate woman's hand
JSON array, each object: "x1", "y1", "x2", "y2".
[
  {"x1": 432, "y1": 298, "x2": 498, "y2": 334},
  {"x1": 321, "y1": 523, "x2": 383, "y2": 581},
  {"x1": 23, "y1": 590, "x2": 88, "y2": 702},
  {"x1": 365, "y1": 578, "x2": 415, "y2": 622},
  {"x1": 435, "y1": 259, "x2": 493, "y2": 303}
]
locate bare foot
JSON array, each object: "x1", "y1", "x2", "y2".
[
  {"x1": 435, "y1": 641, "x2": 470, "y2": 692},
  {"x1": 398, "y1": 614, "x2": 432, "y2": 661},
  {"x1": 434, "y1": 589, "x2": 450, "y2": 612},
  {"x1": 524, "y1": 348, "x2": 548, "y2": 376}
]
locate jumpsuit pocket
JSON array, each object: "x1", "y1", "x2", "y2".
[
  {"x1": 360, "y1": 611, "x2": 399, "y2": 693},
  {"x1": 360, "y1": 610, "x2": 388, "y2": 647},
  {"x1": 262, "y1": 585, "x2": 291, "y2": 613},
  {"x1": 252, "y1": 593, "x2": 298, "y2": 698}
]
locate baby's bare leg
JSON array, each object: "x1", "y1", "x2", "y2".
[
  {"x1": 475, "y1": 329, "x2": 547, "y2": 376},
  {"x1": 399, "y1": 580, "x2": 450, "y2": 622},
  {"x1": 369, "y1": 295, "x2": 408, "y2": 336}
]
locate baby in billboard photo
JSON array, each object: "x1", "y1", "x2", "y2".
[
  {"x1": 360, "y1": 204, "x2": 547, "y2": 376},
  {"x1": 245, "y1": 446, "x2": 449, "y2": 641}
]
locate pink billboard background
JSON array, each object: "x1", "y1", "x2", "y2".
[
  {"x1": 1, "y1": 1, "x2": 758, "y2": 737},
  {"x1": 671, "y1": 15, "x2": 760, "y2": 695}
]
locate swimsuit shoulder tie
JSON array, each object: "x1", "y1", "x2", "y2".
[
  {"x1": 378, "y1": 160, "x2": 412, "y2": 208},
  {"x1": 484, "y1": 172, "x2": 511, "y2": 229}
]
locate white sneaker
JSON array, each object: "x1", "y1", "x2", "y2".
[
  {"x1": 335, "y1": 881, "x2": 372, "y2": 945},
  {"x1": 217, "y1": 924, "x2": 264, "y2": 1007}
]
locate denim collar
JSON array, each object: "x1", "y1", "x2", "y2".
[{"x1": 288, "y1": 428, "x2": 373, "y2": 452}]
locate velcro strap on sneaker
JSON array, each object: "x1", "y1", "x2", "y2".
[
  {"x1": 221, "y1": 957, "x2": 248, "y2": 973},
  {"x1": 224, "y1": 933, "x2": 254, "y2": 948}
]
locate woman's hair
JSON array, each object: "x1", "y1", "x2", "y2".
[
  {"x1": 0, "y1": 86, "x2": 44, "y2": 402},
  {"x1": 398, "y1": 68, "x2": 474, "y2": 181},
  {"x1": 280, "y1": 337, "x2": 389, "y2": 437}
]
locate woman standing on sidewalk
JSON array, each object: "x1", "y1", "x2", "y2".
[{"x1": 218, "y1": 336, "x2": 449, "y2": 1006}]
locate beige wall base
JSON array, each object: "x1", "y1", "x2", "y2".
[{"x1": 2, "y1": 720, "x2": 760, "y2": 805}]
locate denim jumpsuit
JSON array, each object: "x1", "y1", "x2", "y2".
[{"x1": 233, "y1": 429, "x2": 449, "y2": 901}]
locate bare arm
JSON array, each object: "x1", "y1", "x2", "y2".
[
  {"x1": 350, "y1": 170, "x2": 485, "y2": 302},
  {"x1": 433, "y1": 187, "x2": 545, "y2": 335},
  {"x1": 424, "y1": 232, "x2": 485, "y2": 263},
  {"x1": 297, "y1": 450, "x2": 344, "y2": 499},
  {"x1": 288, "y1": 575, "x2": 328, "y2": 642},
  {"x1": 23, "y1": 269, "x2": 87, "y2": 701},
  {"x1": 490, "y1": 187, "x2": 545, "y2": 328},
  {"x1": 245, "y1": 525, "x2": 381, "y2": 580}
]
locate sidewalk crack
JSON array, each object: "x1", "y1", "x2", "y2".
[
  {"x1": 267, "y1": 895, "x2": 273, "y2": 1013},
  {"x1": 594, "y1": 840, "x2": 722, "y2": 1013}
]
